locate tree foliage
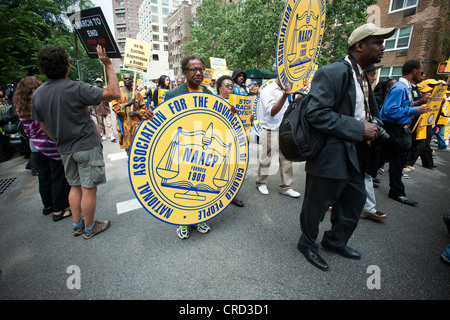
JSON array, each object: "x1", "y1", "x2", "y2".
[
  {"x1": 318, "y1": 0, "x2": 378, "y2": 67},
  {"x1": 0, "y1": 0, "x2": 104, "y2": 88},
  {"x1": 183, "y1": 0, "x2": 378, "y2": 72},
  {"x1": 183, "y1": 0, "x2": 284, "y2": 71}
]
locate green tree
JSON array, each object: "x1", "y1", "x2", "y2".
[
  {"x1": 318, "y1": 0, "x2": 377, "y2": 67},
  {"x1": 183, "y1": 0, "x2": 284, "y2": 71},
  {"x1": 0, "y1": 0, "x2": 102, "y2": 87}
]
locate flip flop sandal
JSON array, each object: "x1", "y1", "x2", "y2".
[{"x1": 53, "y1": 209, "x2": 72, "y2": 222}]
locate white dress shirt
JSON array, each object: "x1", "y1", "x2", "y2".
[
  {"x1": 345, "y1": 56, "x2": 366, "y2": 121},
  {"x1": 259, "y1": 81, "x2": 290, "y2": 130}
]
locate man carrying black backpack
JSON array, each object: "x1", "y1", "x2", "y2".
[{"x1": 297, "y1": 23, "x2": 394, "y2": 271}]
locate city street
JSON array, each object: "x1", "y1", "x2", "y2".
[{"x1": 0, "y1": 125, "x2": 449, "y2": 305}]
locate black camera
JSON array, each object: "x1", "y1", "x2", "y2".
[{"x1": 370, "y1": 117, "x2": 390, "y2": 142}]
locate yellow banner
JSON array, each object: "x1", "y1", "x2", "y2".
[
  {"x1": 123, "y1": 38, "x2": 151, "y2": 73},
  {"x1": 210, "y1": 57, "x2": 231, "y2": 79},
  {"x1": 202, "y1": 68, "x2": 214, "y2": 86},
  {"x1": 419, "y1": 84, "x2": 446, "y2": 127},
  {"x1": 228, "y1": 94, "x2": 255, "y2": 136},
  {"x1": 157, "y1": 88, "x2": 168, "y2": 106}
]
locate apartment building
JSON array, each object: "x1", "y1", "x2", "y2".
[
  {"x1": 111, "y1": 0, "x2": 143, "y2": 71},
  {"x1": 167, "y1": 1, "x2": 194, "y2": 79},
  {"x1": 138, "y1": 0, "x2": 184, "y2": 82},
  {"x1": 369, "y1": 0, "x2": 449, "y2": 81}
]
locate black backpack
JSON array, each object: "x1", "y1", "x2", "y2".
[{"x1": 278, "y1": 91, "x2": 325, "y2": 162}]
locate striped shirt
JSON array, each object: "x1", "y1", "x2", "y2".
[{"x1": 19, "y1": 118, "x2": 61, "y2": 160}]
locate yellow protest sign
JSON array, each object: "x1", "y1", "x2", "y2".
[
  {"x1": 444, "y1": 124, "x2": 450, "y2": 139},
  {"x1": 276, "y1": 0, "x2": 326, "y2": 92},
  {"x1": 436, "y1": 95, "x2": 449, "y2": 125},
  {"x1": 129, "y1": 93, "x2": 249, "y2": 226},
  {"x1": 123, "y1": 38, "x2": 151, "y2": 73},
  {"x1": 228, "y1": 94, "x2": 256, "y2": 136},
  {"x1": 419, "y1": 84, "x2": 446, "y2": 127},
  {"x1": 157, "y1": 88, "x2": 168, "y2": 106},
  {"x1": 210, "y1": 57, "x2": 231, "y2": 79},
  {"x1": 202, "y1": 68, "x2": 214, "y2": 86}
]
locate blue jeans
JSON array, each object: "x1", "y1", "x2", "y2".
[{"x1": 437, "y1": 126, "x2": 447, "y2": 150}]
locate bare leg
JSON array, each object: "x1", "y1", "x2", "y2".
[{"x1": 81, "y1": 186, "x2": 97, "y2": 227}]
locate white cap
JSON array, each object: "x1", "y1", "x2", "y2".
[
  {"x1": 95, "y1": 78, "x2": 103, "y2": 83},
  {"x1": 348, "y1": 23, "x2": 396, "y2": 47}
]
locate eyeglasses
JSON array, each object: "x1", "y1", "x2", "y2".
[
  {"x1": 186, "y1": 68, "x2": 205, "y2": 74},
  {"x1": 222, "y1": 84, "x2": 234, "y2": 89}
]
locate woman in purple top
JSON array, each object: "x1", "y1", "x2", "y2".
[{"x1": 14, "y1": 77, "x2": 71, "y2": 221}]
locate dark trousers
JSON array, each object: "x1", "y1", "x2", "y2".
[
  {"x1": 32, "y1": 151, "x2": 71, "y2": 212},
  {"x1": 384, "y1": 123, "x2": 406, "y2": 197},
  {"x1": 298, "y1": 169, "x2": 365, "y2": 251},
  {"x1": 405, "y1": 126, "x2": 434, "y2": 168}
]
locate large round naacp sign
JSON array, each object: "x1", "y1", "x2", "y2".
[
  {"x1": 276, "y1": 0, "x2": 326, "y2": 92},
  {"x1": 128, "y1": 93, "x2": 249, "y2": 226}
]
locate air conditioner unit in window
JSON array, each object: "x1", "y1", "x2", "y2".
[
  {"x1": 396, "y1": 50, "x2": 408, "y2": 57},
  {"x1": 403, "y1": 8, "x2": 416, "y2": 17}
]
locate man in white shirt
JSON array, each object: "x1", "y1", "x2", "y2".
[{"x1": 256, "y1": 78, "x2": 300, "y2": 198}]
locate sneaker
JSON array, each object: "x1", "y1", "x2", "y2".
[
  {"x1": 195, "y1": 223, "x2": 210, "y2": 234},
  {"x1": 82, "y1": 220, "x2": 111, "y2": 239},
  {"x1": 177, "y1": 225, "x2": 190, "y2": 239},
  {"x1": 257, "y1": 185, "x2": 269, "y2": 195},
  {"x1": 73, "y1": 219, "x2": 85, "y2": 237},
  {"x1": 101, "y1": 136, "x2": 107, "y2": 141},
  {"x1": 402, "y1": 173, "x2": 410, "y2": 179},
  {"x1": 406, "y1": 165, "x2": 415, "y2": 171},
  {"x1": 280, "y1": 188, "x2": 301, "y2": 198},
  {"x1": 110, "y1": 136, "x2": 116, "y2": 142},
  {"x1": 403, "y1": 167, "x2": 412, "y2": 173}
]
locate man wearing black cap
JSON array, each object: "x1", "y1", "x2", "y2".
[{"x1": 297, "y1": 23, "x2": 395, "y2": 271}]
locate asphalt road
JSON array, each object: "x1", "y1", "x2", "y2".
[{"x1": 0, "y1": 127, "x2": 449, "y2": 307}]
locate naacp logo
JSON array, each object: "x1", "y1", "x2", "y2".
[
  {"x1": 277, "y1": 0, "x2": 326, "y2": 92},
  {"x1": 129, "y1": 93, "x2": 249, "y2": 225}
]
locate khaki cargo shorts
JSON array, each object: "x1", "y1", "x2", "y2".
[{"x1": 61, "y1": 145, "x2": 106, "y2": 188}]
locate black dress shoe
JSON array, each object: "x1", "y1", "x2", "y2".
[
  {"x1": 388, "y1": 194, "x2": 418, "y2": 206},
  {"x1": 297, "y1": 243, "x2": 329, "y2": 271},
  {"x1": 231, "y1": 198, "x2": 244, "y2": 207},
  {"x1": 321, "y1": 241, "x2": 361, "y2": 260}
]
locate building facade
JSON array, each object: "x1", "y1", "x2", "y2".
[
  {"x1": 138, "y1": 0, "x2": 184, "y2": 83},
  {"x1": 368, "y1": 0, "x2": 449, "y2": 81},
  {"x1": 111, "y1": 0, "x2": 143, "y2": 71},
  {"x1": 167, "y1": 1, "x2": 194, "y2": 80}
]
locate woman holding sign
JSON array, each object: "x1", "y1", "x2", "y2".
[{"x1": 216, "y1": 75, "x2": 248, "y2": 208}]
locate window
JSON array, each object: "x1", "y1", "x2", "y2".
[
  {"x1": 379, "y1": 66, "x2": 402, "y2": 82},
  {"x1": 153, "y1": 34, "x2": 160, "y2": 41},
  {"x1": 152, "y1": 25, "x2": 159, "y2": 32},
  {"x1": 153, "y1": 44, "x2": 160, "y2": 50},
  {"x1": 389, "y1": 0, "x2": 418, "y2": 13},
  {"x1": 153, "y1": 54, "x2": 159, "y2": 61},
  {"x1": 384, "y1": 25, "x2": 413, "y2": 51}
]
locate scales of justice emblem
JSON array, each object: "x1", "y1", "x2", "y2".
[
  {"x1": 157, "y1": 122, "x2": 232, "y2": 202},
  {"x1": 287, "y1": 0, "x2": 319, "y2": 74},
  {"x1": 277, "y1": 0, "x2": 325, "y2": 92},
  {"x1": 129, "y1": 93, "x2": 248, "y2": 226}
]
